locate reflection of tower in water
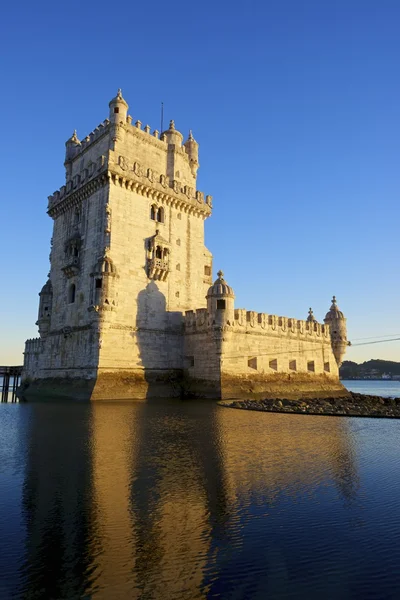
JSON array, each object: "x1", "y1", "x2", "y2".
[
  {"x1": 216, "y1": 408, "x2": 359, "y2": 507},
  {"x1": 19, "y1": 403, "x2": 359, "y2": 599},
  {"x1": 127, "y1": 402, "x2": 228, "y2": 599},
  {"x1": 20, "y1": 404, "x2": 94, "y2": 599}
]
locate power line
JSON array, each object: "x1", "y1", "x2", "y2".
[
  {"x1": 222, "y1": 336, "x2": 400, "y2": 359},
  {"x1": 351, "y1": 337, "x2": 400, "y2": 347},
  {"x1": 351, "y1": 333, "x2": 400, "y2": 341}
]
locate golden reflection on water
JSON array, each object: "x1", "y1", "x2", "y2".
[
  {"x1": 21, "y1": 402, "x2": 358, "y2": 599},
  {"x1": 215, "y1": 408, "x2": 358, "y2": 507},
  {"x1": 90, "y1": 402, "x2": 219, "y2": 599}
]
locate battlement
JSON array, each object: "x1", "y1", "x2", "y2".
[
  {"x1": 185, "y1": 308, "x2": 209, "y2": 330},
  {"x1": 234, "y1": 310, "x2": 330, "y2": 339},
  {"x1": 66, "y1": 119, "x2": 110, "y2": 163},
  {"x1": 66, "y1": 114, "x2": 196, "y2": 164},
  {"x1": 184, "y1": 307, "x2": 331, "y2": 341},
  {"x1": 47, "y1": 154, "x2": 108, "y2": 212},
  {"x1": 24, "y1": 338, "x2": 43, "y2": 353}
]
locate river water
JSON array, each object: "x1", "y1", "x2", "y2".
[{"x1": 1, "y1": 382, "x2": 400, "y2": 599}]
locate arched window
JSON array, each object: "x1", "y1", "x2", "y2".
[
  {"x1": 157, "y1": 207, "x2": 164, "y2": 223},
  {"x1": 150, "y1": 205, "x2": 156, "y2": 220},
  {"x1": 68, "y1": 283, "x2": 76, "y2": 304}
]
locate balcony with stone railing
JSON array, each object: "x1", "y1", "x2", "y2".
[
  {"x1": 148, "y1": 257, "x2": 169, "y2": 281},
  {"x1": 62, "y1": 257, "x2": 80, "y2": 278}
]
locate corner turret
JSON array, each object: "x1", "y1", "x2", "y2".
[
  {"x1": 65, "y1": 130, "x2": 80, "y2": 165},
  {"x1": 184, "y1": 130, "x2": 199, "y2": 176},
  {"x1": 162, "y1": 119, "x2": 183, "y2": 146},
  {"x1": 206, "y1": 270, "x2": 235, "y2": 326},
  {"x1": 109, "y1": 89, "x2": 128, "y2": 124},
  {"x1": 36, "y1": 279, "x2": 53, "y2": 338},
  {"x1": 324, "y1": 296, "x2": 348, "y2": 366},
  {"x1": 307, "y1": 308, "x2": 316, "y2": 322}
]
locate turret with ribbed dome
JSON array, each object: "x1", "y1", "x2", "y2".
[
  {"x1": 184, "y1": 130, "x2": 199, "y2": 176},
  {"x1": 109, "y1": 89, "x2": 128, "y2": 124},
  {"x1": 324, "y1": 296, "x2": 348, "y2": 366},
  {"x1": 64, "y1": 130, "x2": 80, "y2": 166},
  {"x1": 206, "y1": 270, "x2": 235, "y2": 326},
  {"x1": 36, "y1": 279, "x2": 53, "y2": 338},
  {"x1": 90, "y1": 255, "x2": 118, "y2": 309}
]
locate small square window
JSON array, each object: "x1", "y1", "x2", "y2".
[
  {"x1": 307, "y1": 361, "x2": 315, "y2": 372},
  {"x1": 204, "y1": 265, "x2": 211, "y2": 276},
  {"x1": 217, "y1": 299, "x2": 226, "y2": 310},
  {"x1": 269, "y1": 359, "x2": 278, "y2": 371},
  {"x1": 289, "y1": 360, "x2": 297, "y2": 371},
  {"x1": 114, "y1": 107, "x2": 119, "y2": 114},
  {"x1": 324, "y1": 362, "x2": 330, "y2": 372}
]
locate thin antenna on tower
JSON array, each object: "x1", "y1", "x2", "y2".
[{"x1": 161, "y1": 102, "x2": 164, "y2": 133}]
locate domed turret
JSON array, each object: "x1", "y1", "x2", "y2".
[
  {"x1": 109, "y1": 89, "x2": 128, "y2": 124},
  {"x1": 91, "y1": 255, "x2": 117, "y2": 276},
  {"x1": 65, "y1": 130, "x2": 80, "y2": 163},
  {"x1": 162, "y1": 119, "x2": 183, "y2": 147},
  {"x1": 324, "y1": 296, "x2": 348, "y2": 366},
  {"x1": 307, "y1": 308, "x2": 316, "y2": 322},
  {"x1": 206, "y1": 270, "x2": 235, "y2": 326},
  {"x1": 36, "y1": 279, "x2": 53, "y2": 338},
  {"x1": 90, "y1": 255, "x2": 117, "y2": 308},
  {"x1": 184, "y1": 130, "x2": 199, "y2": 176}
]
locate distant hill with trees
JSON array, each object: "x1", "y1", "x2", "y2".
[{"x1": 340, "y1": 359, "x2": 400, "y2": 380}]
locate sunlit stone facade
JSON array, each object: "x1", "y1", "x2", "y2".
[{"x1": 22, "y1": 91, "x2": 348, "y2": 400}]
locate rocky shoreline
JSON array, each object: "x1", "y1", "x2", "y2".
[{"x1": 221, "y1": 392, "x2": 400, "y2": 418}]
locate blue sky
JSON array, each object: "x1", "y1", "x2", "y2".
[{"x1": 1, "y1": 0, "x2": 399, "y2": 364}]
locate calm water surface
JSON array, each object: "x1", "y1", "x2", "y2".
[{"x1": 1, "y1": 383, "x2": 400, "y2": 599}]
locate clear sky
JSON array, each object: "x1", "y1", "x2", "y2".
[{"x1": 1, "y1": 0, "x2": 399, "y2": 365}]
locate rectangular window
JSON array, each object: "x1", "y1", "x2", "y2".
[
  {"x1": 307, "y1": 361, "x2": 315, "y2": 372},
  {"x1": 185, "y1": 356, "x2": 195, "y2": 368},
  {"x1": 289, "y1": 360, "x2": 297, "y2": 371},
  {"x1": 269, "y1": 359, "x2": 277, "y2": 371},
  {"x1": 217, "y1": 299, "x2": 226, "y2": 310},
  {"x1": 324, "y1": 362, "x2": 330, "y2": 373},
  {"x1": 247, "y1": 357, "x2": 257, "y2": 370},
  {"x1": 95, "y1": 279, "x2": 102, "y2": 289},
  {"x1": 204, "y1": 265, "x2": 211, "y2": 276}
]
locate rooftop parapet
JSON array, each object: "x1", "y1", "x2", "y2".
[
  {"x1": 184, "y1": 306, "x2": 330, "y2": 339},
  {"x1": 184, "y1": 308, "x2": 209, "y2": 330},
  {"x1": 64, "y1": 119, "x2": 111, "y2": 164},
  {"x1": 233, "y1": 310, "x2": 330, "y2": 339},
  {"x1": 48, "y1": 154, "x2": 108, "y2": 212},
  {"x1": 24, "y1": 338, "x2": 43, "y2": 353}
]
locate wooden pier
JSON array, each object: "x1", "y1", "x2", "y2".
[{"x1": 0, "y1": 366, "x2": 23, "y2": 402}]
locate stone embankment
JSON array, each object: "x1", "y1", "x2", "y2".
[{"x1": 222, "y1": 393, "x2": 400, "y2": 418}]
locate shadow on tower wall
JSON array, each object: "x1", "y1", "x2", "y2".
[{"x1": 135, "y1": 281, "x2": 184, "y2": 399}]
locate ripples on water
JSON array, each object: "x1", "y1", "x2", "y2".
[{"x1": 1, "y1": 389, "x2": 400, "y2": 599}]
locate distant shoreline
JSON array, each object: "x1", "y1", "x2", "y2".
[{"x1": 341, "y1": 378, "x2": 400, "y2": 382}]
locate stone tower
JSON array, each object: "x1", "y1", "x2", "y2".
[{"x1": 22, "y1": 90, "x2": 213, "y2": 399}]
